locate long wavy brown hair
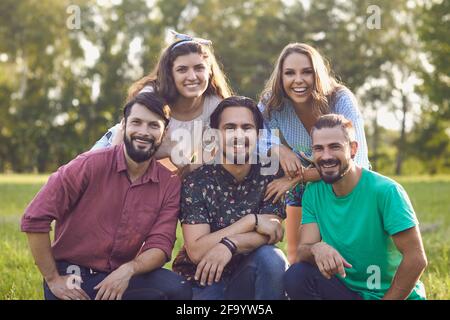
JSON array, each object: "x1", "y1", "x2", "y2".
[
  {"x1": 127, "y1": 41, "x2": 232, "y2": 104},
  {"x1": 260, "y1": 43, "x2": 344, "y2": 118}
]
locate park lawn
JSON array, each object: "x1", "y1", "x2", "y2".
[{"x1": 0, "y1": 174, "x2": 449, "y2": 300}]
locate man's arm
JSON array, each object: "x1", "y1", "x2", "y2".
[
  {"x1": 192, "y1": 220, "x2": 284, "y2": 287},
  {"x1": 193, "y1": 231, "x2": 271, "y2": 286},
  {"x1": 94, "y1": 176, "x2": 182, "y2": 301},
  {"x1": 297, "y1": 223, "x2": 352, "y2": 279},
  {"x1": 228, "y1": 232, "x2": 270, "y2": 254},
  {"x1": 26, "y1": 232, "x2": 90, "y2": 300},
  {"x1": 21, "y1": 154, "x2": 91, "y2": 233},
  {"x1": 383, "y1": 226, "x2": 427, "y2": 300},
  {"x1": 22, "y1": 156, "x2": 92, "y2": 300},
  {"x1": 26, "y1": 233, "x2": 59, "y2": 282},
  {"x1": 297, "y1": 223, "x2": 322, "y2": 264},
  {"x1": 183, "y1": 214, "x2": 256, "y2": 264},
  {"x1": 183, "y1": 213, "x2": 282, "y2": 264}
]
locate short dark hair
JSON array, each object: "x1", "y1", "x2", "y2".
[
  {"x1": 123, "y1": 92, "x2": 170, "y2": 127},
  {"x1": 209, "y1": 96, "x2": 264, "y2": 131},
  {"x1": 311, "y1": 114, "x2": 356, "y2": 143}
]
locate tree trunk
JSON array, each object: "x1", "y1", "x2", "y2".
[{"x1": 395, "y1": 94, "x2": 408, "y2": 175}]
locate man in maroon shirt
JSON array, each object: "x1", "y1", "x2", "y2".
[{"x1": 21, "y1": 92, "x2": 192, "y2": 300}]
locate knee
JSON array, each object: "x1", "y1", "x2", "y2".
[
  {"x1": 251, "y1": 245, "x2": 288, "y2": 275},
  {"x1": 284, "y1": 262, "x2": 315, "y2": 293},
  {"x1": 151, "y1": 269, "x2": 193, "y2": 300},
  {"x1": 170, "y1": 276, "x2": 193, "y2": 300}
]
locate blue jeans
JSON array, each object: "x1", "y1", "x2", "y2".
[
  {"x1": 192, "y1": 245, "x2": 288, "y2": 300},
  {"x1": 284, "y1": 262, "x2": 362, "y2": 300},
  {"x1": 44, "y1": 261, "x2": 192, "y2": 300}
]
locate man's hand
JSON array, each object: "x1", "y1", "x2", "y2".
[
  {"x1": 46, "y1": 274, "x2": 90, "y2": 300},
  {"x1": 94, "y1": 263, "x2": 134, "y2": 300},
  {"x1": 311, "y1": 242, "x2": 352, "y2": 279},
  {"x1": 256, "y1": 215, "x2": 284, "y2": 244},
  {"x1": 264, "y1": 175, "x2": 300, "y2": 204},
  {"x1": 195, "y1": 243, "x2": 232, "y2": 286}
]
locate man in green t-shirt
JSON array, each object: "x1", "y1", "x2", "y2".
[{"x1": 284, "y1": 114, "x2": 427, "y2": 300}]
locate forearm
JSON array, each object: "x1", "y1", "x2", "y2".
[
  {"x1": 186, "y1": 214, "x2": 259, "y2": 263},
  {"x1": 228, "y1": 232, "x2": 270, "y2": 254},
  {"x1": 383, "y1": 254, "x2": 427, "y2": 300},
  {"x1": 126, "y1": 248, "x2": 167, "y2": 277},
  {"x1": 304, "y1": 167, "x2": 320, "y2": 182},
  {"x1": 26, "y1": 232, "x2": 59, "y2": 282},
  {"x1": 283, "y1": 167, "x2": 321, "y2": 185}
]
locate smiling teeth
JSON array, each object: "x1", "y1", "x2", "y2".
[{"x1": 293, "y1": 88, "x2": 307, "y2": 93}]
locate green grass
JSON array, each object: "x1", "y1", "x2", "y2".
[{"x1": 1, "y1": 174, "x2": 449, "y2": 300}]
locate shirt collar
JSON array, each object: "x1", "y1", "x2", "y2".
[
  {"x1": 116, "y1": 145, "x2": 159, "y2": 183},
  {"x1": 216, "y1": 164, "x2": 260, "y2": 185}
]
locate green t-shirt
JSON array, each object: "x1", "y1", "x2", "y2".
[{"x1": 302, "y1": 168, "x2": 426, "y2": 300}]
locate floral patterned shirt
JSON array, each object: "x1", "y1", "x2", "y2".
[
  {"x1": 180, "y1": 164, "x2": 285, "y2": 229},
  {"x1": 172, "y1": 163, "x2": 285, "y2": 282}
]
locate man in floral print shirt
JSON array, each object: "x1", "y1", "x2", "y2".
[{"x1": 172, "y1": 96, "x2": 288, "y2": 300}]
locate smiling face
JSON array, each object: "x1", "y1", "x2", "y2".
[
  {"x1": 123, "y1": 103, "x2": 165, "y2": 163},
  {"x1": 172, "y1": 52, "x2": 209, "y2": 100},
  {"x1": 282, "y1": 52, "x2": 314, "y2": 107},
  {"x1": 311, "y1": 126, "x2": 357, "y2": 184},
  {"x1": 218, "y1": 106, "x2": 258, "y2": 165}
]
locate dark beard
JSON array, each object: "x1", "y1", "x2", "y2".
[
  {"x1": 123, "y1": 131, "x2": 159, "y2": 163},
  {"x1": 316, "y1": 159, "x2": 351, "y2": 184},
  {"x1": 224, "y1": 151, "x2": 251, "y2": 165}
]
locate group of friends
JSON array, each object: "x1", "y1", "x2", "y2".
[{"x1": 21, "y1": 31, "x2": 427, "y2": 300}]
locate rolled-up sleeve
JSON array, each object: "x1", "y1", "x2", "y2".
[
  {"x1": 140, "y1": 176, "x2": 181, "y2": 261},
  {"x1": 20, "y1": 154, "x2": 91, "y2": 233},
  {"x1": 90, "y1": 123, "x2": 120, "y2": 151}
]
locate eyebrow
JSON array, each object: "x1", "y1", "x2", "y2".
[
  {"x1": 130, "y1": 117, "x2": 161, "y2": 124},
  {"x1": 284, "y1": 67, "x2": 313, "y2": 71},
  {"x1": 222, "y1": 122, "x2": 255, "y2": 127},
  {"x1": 175, "y1": 63, "x2": 206, "y2": 69},
  {"x1": 312, "y1": 142, "x2": 344, "y2": 148}
]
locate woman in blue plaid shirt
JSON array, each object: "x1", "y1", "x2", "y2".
[{"x1": 259, "y1": 43, "x2": 370, "y2": 264}]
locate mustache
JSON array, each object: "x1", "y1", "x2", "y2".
[
  {"x1": 131, "y1": 135, "x2": 154, "y2": 144},
  {"x1": 226, "y1": 137, "x2": 250, "y2": 147},
  {"x1": 317, "y1": 159, "x2": 340, "y2": 167}
]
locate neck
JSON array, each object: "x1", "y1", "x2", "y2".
[
  {"x1": 331, "y1": 163, "x2": 362, "y2": 196},
  {"x1": 222, "y1": 163, "x2": 252, "y2": 182},
  {"x1": 291, "y1": 96, "x2": 314, "y2": 114},
  {"x1": 123, "y1": 146, "x2": 151, "y2": 182},
  {"x1": 172, "y1": 95, "x2": 204, "y2": 120}
]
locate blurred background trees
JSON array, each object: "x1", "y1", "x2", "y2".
[{"x1": 0, "y1": 0, "x2": 448, "y2": 174}]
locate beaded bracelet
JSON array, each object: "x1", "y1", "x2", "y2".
[{"x1": 220, "y1": 237, "x2": 237, "y2": 255}]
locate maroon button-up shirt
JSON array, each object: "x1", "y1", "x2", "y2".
[{"x1": 21, "y1": 145, "x2": 181, "y2": 272}]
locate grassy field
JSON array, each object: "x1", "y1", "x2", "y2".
[{"x1": 0, "y1": 174, "x2": 449, "y2": 300}]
